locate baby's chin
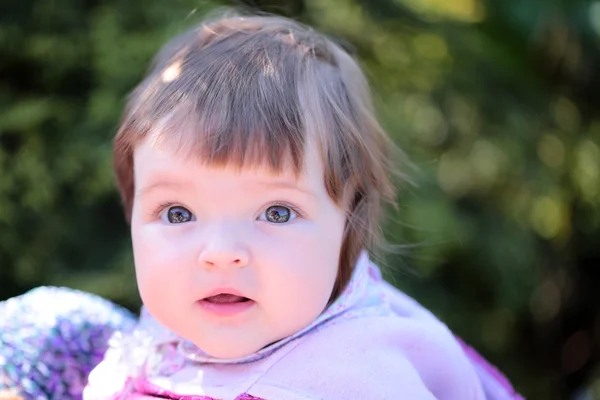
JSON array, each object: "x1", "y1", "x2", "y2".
[
  {"x1": 182, "y1": 332, "x2": 293, "y2": 360},
  {"x1": 174, "y1": 312, "x2": 322, "y2": 360},
  {"x1": 193, "y1": 319, "x2": 324, "y2": 359},
  {"x1": 188, "y1": 333, "x2": 287, "y2": 360}
]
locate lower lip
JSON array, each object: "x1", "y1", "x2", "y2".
[{"x1": 197, "y1": 299, "x2": 255, "y2": 317}]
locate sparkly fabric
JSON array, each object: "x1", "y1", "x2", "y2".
[{"x1": 0, "y1": 287, "x2": 136, "y2": 399}]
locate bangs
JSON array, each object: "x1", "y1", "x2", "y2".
[{"x1": 122, "y1": 27, "x2": 307, "y2": 174}]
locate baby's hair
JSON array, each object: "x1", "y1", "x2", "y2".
[{"x1": 113, "y1": 9, "x2": 409, "y2": 300}]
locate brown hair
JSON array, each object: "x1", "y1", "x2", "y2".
[{"x1": 113, "y1": 10, "x2": 407, "y2": 300}]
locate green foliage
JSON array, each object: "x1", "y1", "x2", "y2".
[
  {"x1": 2, "y1": 0, "x2": 600, "y2": 398},
  {"x1": 0, "y1": 0, "x2": 221, "y2": 306}
]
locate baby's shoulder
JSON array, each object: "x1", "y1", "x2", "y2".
[{"x1": 253, "y1": 316, "x2": 484, "y2": 400}]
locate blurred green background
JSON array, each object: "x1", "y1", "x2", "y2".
[{"x1": 1, "y1": 0, "x2": 600, "y2": 398}]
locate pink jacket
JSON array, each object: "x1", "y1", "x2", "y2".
[{"x1": 83, "y1": 253, "x2": 523, "y2": 400}]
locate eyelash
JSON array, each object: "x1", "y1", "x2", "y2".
[
  {"x1": 151, "y1": 200, "x2": 305, "y2": 220},
  {"x1": 151, "y1": 201, "x2": 179, "y2": 219},
  {"x1": 262, "y1": 201, "x2": 305, "y2": 220}
]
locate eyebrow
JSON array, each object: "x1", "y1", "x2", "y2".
[
  {"x1": 255, "y1": 180, "x2": 317, "y2": 198},
  {"x1": 136, "y1": 181, "x2": 186, "y2": 198},
  {"x1": 135, "y1": 178, "x2": 317, "y2": 199}
]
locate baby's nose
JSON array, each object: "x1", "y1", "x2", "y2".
[
  {"x1": 196, "y1": 228, "x2": 249, "y2": 269},
  {"x1": 198, "y1": 251, "x2": 249, "y2": 269}
]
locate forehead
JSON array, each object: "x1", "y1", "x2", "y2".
[{"x1": 132, "y1": 133, "x2": 325, "y2": 189}]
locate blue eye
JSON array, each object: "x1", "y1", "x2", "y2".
[
  {"x1": 161, "y1": 206, "x2": 194, "y2": 224},
  {"x1": 260, "y1": 205, "x2": 296, "y2": 224}
]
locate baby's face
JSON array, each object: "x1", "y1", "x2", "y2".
[{"x1": 130, "y1": 137, "x2": 345, "y2": 359}]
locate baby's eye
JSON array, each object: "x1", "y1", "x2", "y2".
[
  {"x1": 260, "y1": 205, "x2": 297, "y2": 224},
  {"x1": 161, "y1": 206, "x2": 195, "y2": 224}
]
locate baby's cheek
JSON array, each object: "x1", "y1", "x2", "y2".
[
  {"x1": 133, "y1": 232, "x2": 172, "y2": 286},
  {"x1": 284, "y1": 247, "x2": 336, "y2": 310}
]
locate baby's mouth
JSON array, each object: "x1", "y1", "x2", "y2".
[
  {"x1": 198, "y1": 292, "x2": 255, "y2": 317},
  {"x1": 203, "y1": 293, "x2": 251, "y2": 304}
]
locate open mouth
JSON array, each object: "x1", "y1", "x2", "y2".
[
  {"x1": 198, "y1": 292, "x2": 255, "y2": 317},
  {"x1": 203, "y1": 293, "x2": 252, "y2": 304}
]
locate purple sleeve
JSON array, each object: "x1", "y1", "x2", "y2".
[{"x1": 455, "y1": 337, "x2": 525, "y2": 400}]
